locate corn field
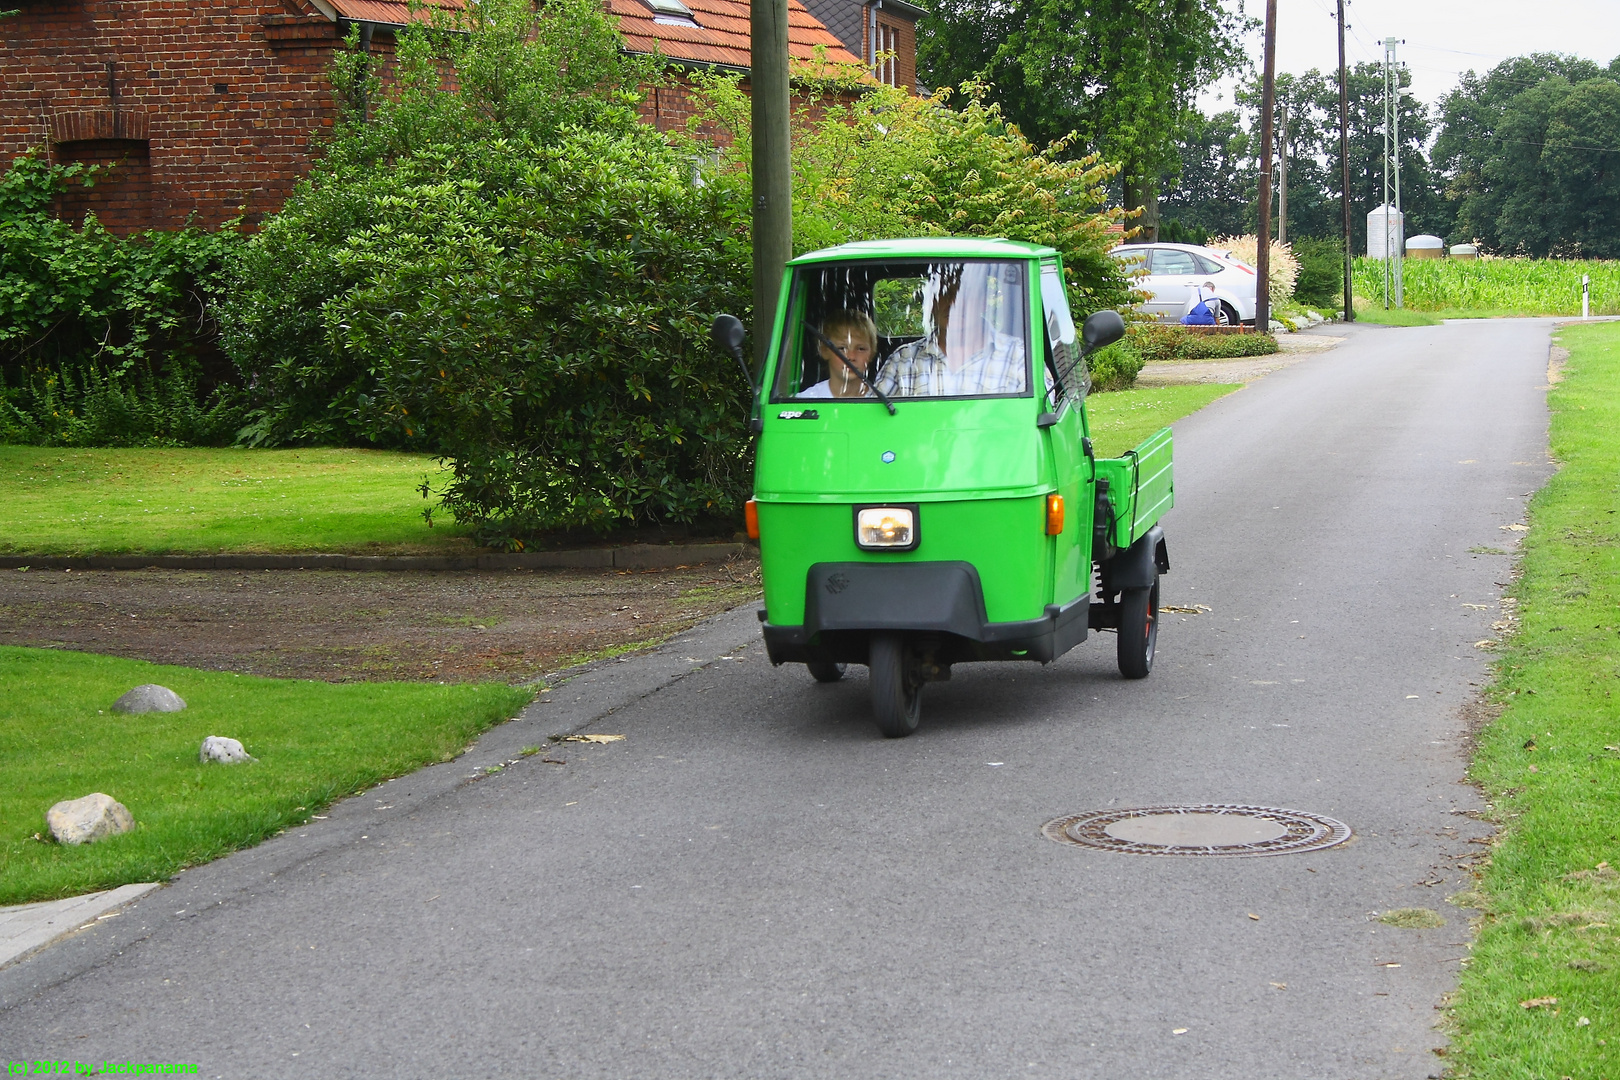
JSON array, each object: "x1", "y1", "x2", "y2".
[{"x1": 1352, "y1": 257, "x2": 1620, "y2": 314}]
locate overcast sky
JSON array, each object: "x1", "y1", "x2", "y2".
[{"x1": 1198, "y1": 0, "x2": 1620, "y2": 114}]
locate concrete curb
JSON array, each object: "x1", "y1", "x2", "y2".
[
  {"x1": 0, "y1": 604, "x2": 763, "y2": 994},
  {"x1": 0, "y1": 883, "x2": 164, "y2": 972},
  {"x1": 0, "y1": 542, "x2": 751, "y2": 573}
]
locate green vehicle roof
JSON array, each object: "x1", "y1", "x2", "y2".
[{"x1": 787, "y1": 237, "x2": 1059, "y2": 264}]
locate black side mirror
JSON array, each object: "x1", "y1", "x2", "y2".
[
  {"x1": 1081, "y1": 309, "x2": 1126, "y2": 353},
  {"x1": 711, "y1": 314, "x2": 747, "y2": 360},
  {"x1": 711, "y1": 313, "x2": 761, "y2": 432}
]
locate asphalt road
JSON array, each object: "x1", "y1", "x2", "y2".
[{"x1": 1, "y1": 319, "x2": 1557, "y2": 1079}]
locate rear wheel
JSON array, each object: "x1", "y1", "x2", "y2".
[
  {"x1": 1117, "y1": 577, "x2": 1160, "y2": 679},
  {"x1": 1215, "y1": 301, "x2": 1239, "y2": 326},
  {"x1": 807, "y1": 661, "x2": 847, "y2": 683},
  {"x1": 869, "y1": 634, "x2": 921, "y2": 738}
]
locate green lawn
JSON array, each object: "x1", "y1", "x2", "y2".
[
  {"x1": 0, "y1": 646, "x2": 531, "y2": 904},
  {"x1": 0, "y1": 446, "x2": 472, "y2": 555},
  {"x1": 0, "y1": 389, "x2": 1238, "y2": 556},
  {"x1": 1446, "y1": 322, "x2": 1620, "y2": 1076},
  {"x1": 1087, "y1": 383, "x2": 1242, "y2": 458}
]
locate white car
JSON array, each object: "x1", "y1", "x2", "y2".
[{"x1": 1109, "y1": 242, "x2": 1258, "y2": 326}]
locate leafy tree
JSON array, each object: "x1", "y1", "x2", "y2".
[
  {"x1": 1166, "y1": 64, "x2": 1445, "y2": 251},
  {"x1": 686, "y1": 74, "x2": 1138, "y2": 322},
  {"x1": 1436, "y1": 54, "x2": 1620, "y2": 255},
  {"x1": 1156, "y1": 108, "x2": 1251, "y2": 239},
  {"x1": 916, "y1": 0, "x2": 1251, "y2": 232}
]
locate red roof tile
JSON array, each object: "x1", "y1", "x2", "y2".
[
  {"x1": 316, "y1": 0, "x2": 860, "y2": 75},
  {"x1": 610, "y1": 0, "x2": 863, "y2": 72},
  {"x1": 318, "y1": 0, "x2": 465, "y2": 26}
]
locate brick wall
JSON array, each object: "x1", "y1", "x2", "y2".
[
  {"x1": 640, "y1": 75, "x2": 729, "y2": 142},
  {"x1": 866, "y1": 13, "x2": 914, "y2": 91},
  {"x1": 0, "y1": 0, "x2": 371, "y2": 233},
  {"x1": 638, "y1": 72, "x2": 863, "y2": 144},
  {"x1": 54, "y1": 137, "x2": 153, "y2": 233},
  {"x1": 4, "y1": 1, "x2": 868, "y2": 236}
]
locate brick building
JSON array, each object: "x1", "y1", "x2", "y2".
[
  {"x1": 1, "y1": 0, "x2": 908, "y2": 235},
  {"x1": 0, "y1": 0, "x2": 432, "y2": 233},
  {"x1": 797, "y1": 0, "x2": 924, "y2": 93},
  {"x1": 613, "y1": 0, "x2": 865, "y2": 135}
]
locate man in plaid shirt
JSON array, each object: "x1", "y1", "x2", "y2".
[{"x1": 872, "y1": 264, "x2": 1028, "y2": 398}]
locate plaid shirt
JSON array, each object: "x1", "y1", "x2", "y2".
[{"x1": 872, "y1": 330, "x2": 1027, "y2": 398}]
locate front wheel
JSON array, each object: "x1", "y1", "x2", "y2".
[
  {"x1": 1117, "y1": 577, "x2": 1160, "y2": 679},
  {"x1": 807, "y1": 661, "x2": 847, "y2": 683},
  {"x1": 869, "y1": 634, "x2": 921, "y2": 738}
]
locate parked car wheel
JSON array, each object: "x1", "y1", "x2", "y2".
[
  {"x1": 1117, "y1": 577, "x2": 1160, "y2": 679},
  {"x1": 806, "y1": 660, "x2": 847, "y2": 683},
  {"x1": 869, "y1": 634, "x2": 921, "y2": 737}
]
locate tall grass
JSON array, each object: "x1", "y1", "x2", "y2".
[{"x1": 1352, "y1": 257, "x2": 1620, "y2": 315}]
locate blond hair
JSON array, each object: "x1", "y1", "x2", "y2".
[{"x1": 821, "y1": 309, "x2": 877, "y2": 348}]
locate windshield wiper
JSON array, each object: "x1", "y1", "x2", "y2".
[{"x1": 806, "y1": 325, "x2": 896, "y2": 415}]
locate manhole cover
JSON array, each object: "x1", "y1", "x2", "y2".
[{"x1": 1041, "y1": 804, "x2": 1351, "y2": 857}]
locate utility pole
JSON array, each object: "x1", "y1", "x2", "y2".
[
  {"x1": 751, "y1": 0, "x2": 792, "y2": 368},
  {"x1": 1255, "y1": 0, "x2": 1277, "y2": 332},
  {"x1": 1337, "y1": 0, "x2": 1353, "y2": 321},
  {"x1": 1381, "y1": 36, "x2": 1403, "y2": 309},
  {"x1": 1277, "y1": 101, "x2": 1289, "y2": 245},
  {"x1": 1392, "y1": 41, "x2": 1403, "y2": 308}
]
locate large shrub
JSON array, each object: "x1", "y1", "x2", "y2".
[
  {"x1": 1290, "y1": 237, "x2": 1344, "y2": 308},
  {"x1": 332, "y1": 133, "x2": 752, "y2": 541},
  {"x1": 687, "y1": 74, "x2": 1140, "y2": 323},
  {"x1": 222, "y1": 0, "x2": 753, "y2": 539},
  {"x1": 0, "y1": 154, "x2": 244, "y2": 445}
]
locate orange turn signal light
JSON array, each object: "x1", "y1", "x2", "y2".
[
  {"x1": 745, "y1": 499, "x2": 760, "y2": 540},
  {"x1": 1045, "y1": 493, "x2": 1065, "y2": 535}
]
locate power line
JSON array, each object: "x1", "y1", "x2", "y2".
[
  {"x1": 1489, "y1": 136, "x2": 1620, "y2": 154},
  {"x1": 1402, "y1": 42, "x2": 1509, "y2": 61}
]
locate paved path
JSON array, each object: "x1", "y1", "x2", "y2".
[{"x1": 0, "y1": 319, "x2": 1557, "y2": 1078}]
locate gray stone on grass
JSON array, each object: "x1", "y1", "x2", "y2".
[
  {"x1": 111, "y1": 684, "x2": 186, "y2": 714},
  {"x1": 46, "y1": 793, "x2": 134, "y2": 845},
  {"x1": 199, "y1": 736, "x2": 254, "y2": 764}
]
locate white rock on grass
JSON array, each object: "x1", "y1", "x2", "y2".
[
  {"x1": 199, "y1": 736, "x2": 254, "y2": 764},
  {"x1": 112, "y1": 684, "x2": 186, "y2": 714},
  {"x1": 46, "y1": 793, "x2": 135, "y2": 845}
]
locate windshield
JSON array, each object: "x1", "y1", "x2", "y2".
[{"x1": 772, "y1": 259, "x2": 1031, "y2": 402}]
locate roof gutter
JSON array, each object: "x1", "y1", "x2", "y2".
[
  {"x1": 877, "y1": 0, "x2": 926, "y2": 20},
  {"x1": 620, "y1": 48, "x2": 752, "y2": 77},
  {"x1": 307, "y1": 0, "x2": 412, "y2": 34}
]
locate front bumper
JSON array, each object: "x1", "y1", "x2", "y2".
[{"x1": 760, "y1": 560, "x2": 1088, "y2": 666}]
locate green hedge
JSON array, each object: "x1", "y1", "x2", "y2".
[{"x1": 1129, "y1": 323, "x2": 1279, "y2": 362}]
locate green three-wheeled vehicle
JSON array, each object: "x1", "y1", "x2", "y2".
[{"x1": 713, "y1": 237, "x2": 1173, "y2": 737}]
